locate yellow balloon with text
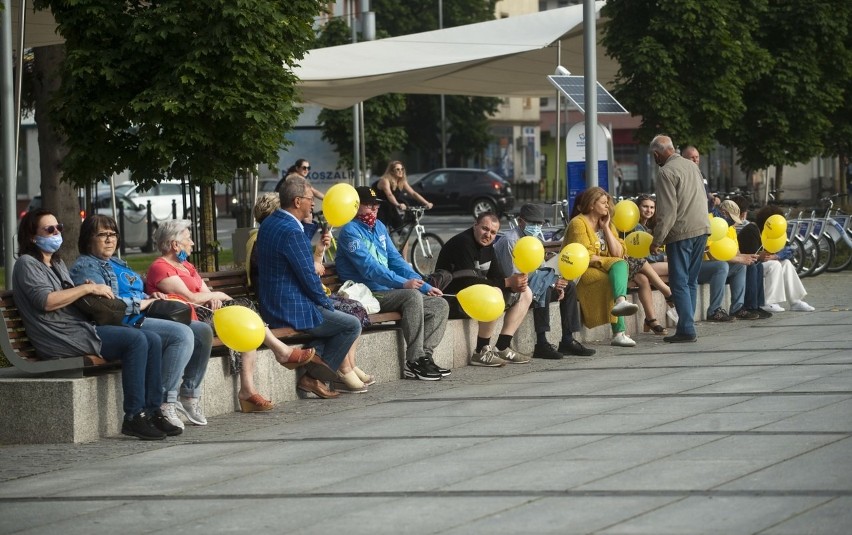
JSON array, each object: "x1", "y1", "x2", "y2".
[
  {"x1": 457, "y1": 284, "x2": 505, "y2": 322},
  {"x1": 764, "y1": 214, "x2": 787, "y2": 240},
  {"x1": 558, "y1": 243, "x2": 590, "y2": 280},
  {"x1": 624, "y1": 231, "x2": 653, "y2": 258},
  {"x1": 762, "y1": 231, "x2": 787, "y2": 254},
  {"x1": 708, "y1": 237, "x2": 737, "y2": 261},
  {"x1": 613, "y1": 200, "x2": 640, "y2": 232},
  {"x1": 322, "y1": 183, "x2": 360, "y2": 227},
  {"x1": 213, "y1": 306, "x2": 266, "y2": 353},
  {"x1": 512, "y1": 235, "x2": 545, "y2": 274},
  {"x1": 709, "y1": 217, "x2": 729, "y2": 241}
]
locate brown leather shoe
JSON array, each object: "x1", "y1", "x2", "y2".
[{"x1": 297, "y1": 374, "x2": 340, "y2": 399}]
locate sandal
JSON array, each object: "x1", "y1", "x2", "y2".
[
  {"x1": 643, "y1": 318, "x2": 668, "y2": 335},
  {"x1": 239, "y1": 393, "x2": 274, "y2": 413},
  {"x1": 276, "y1": 347, "x2": 317, "y2": 370}
]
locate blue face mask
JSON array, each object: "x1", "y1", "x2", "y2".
[
  {"x1": 523, "y1": 224, "x2": 543, "y2": 240},
  {"x1": 176, "y1": 249, "x2": 189, "y2": 262},
  {"x1": 34, "y1": 234, "x2": 63, "y2": 253}
]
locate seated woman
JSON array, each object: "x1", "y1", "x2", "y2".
[
  {"x1": 247, "y1": 192, "x2": 374, "y2": 392},
  {"x1": 738, "y1": 205, "x2": 814, "y2": 312},
  {"x1": 374, "y1": 160, "x2": 433, "y2": 231},
  {"x1": 13, "y1": 209, "x2": 179, "y2": 440},
  {"x1": 146, "y1": 219, "x2": 320, "y2": 413},
  {"x1": 565, "y1": 187, "x2": 639, "y2": 347},
  {"x1": 631, "y1": 194, "x2": 678, "y2": 334},
  {"x1": 71, "y1": 214, "x2": 213, "y2": 430}
]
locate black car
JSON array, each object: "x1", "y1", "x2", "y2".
[{"x1": 410, "y1": 168, "x2": 514, "y2": 217}]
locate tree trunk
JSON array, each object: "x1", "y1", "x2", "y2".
[
  {"x1": 197, "y1": 183, "x2": 217, "y2": 272},
  {"x1": 32, "y1": 45, "x2": 79, "y2": 265},
  {"x1": 774, "y1": 164, "x2": 784, "y2": 201}
]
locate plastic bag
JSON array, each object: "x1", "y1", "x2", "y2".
[{"x1": 338, "y1": 280, "x2": 380, "y2": 314}]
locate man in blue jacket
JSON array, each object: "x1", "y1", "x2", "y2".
[{"x1": 336, "y1": 187, "x2": 450, "y2": 381}]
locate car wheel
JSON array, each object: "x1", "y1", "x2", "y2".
[{"x1": 472, "y1": 198, "x2": 497, "y2": 218}]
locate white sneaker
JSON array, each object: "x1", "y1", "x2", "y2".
[
  {"x1": 611, "y1": 300, "x2": 639, "y2": 317},
  {"x1": 160, "y1": 402, "x2": 185, "y2": 429},
  {"x1": 176, "y1": 396, "x2": 207, "y2": 426},
  {"x1": 790, "y1": 300, "x2": 815, "y2": 312},
  {"x1": 761, "y1": 303, "x2": 785, "y2": 313},
  {"x1": 666, "y1": 306, "x2": 679, "y2": 323},
  {"x1": 611, "y1": 332, "x2": 636, "y2": 347}
]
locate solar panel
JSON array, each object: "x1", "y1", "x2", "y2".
[{"x1": 547, "y1": 75, "x2": 628, "y2": 114}]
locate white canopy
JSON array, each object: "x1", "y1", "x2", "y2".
[{"x1": 294, "y1": 1, "x2": 616, "y2": 109}]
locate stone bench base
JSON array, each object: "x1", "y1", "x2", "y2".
[{"x1": 0, "y1": 285, "x2": 731, "y2": 444}]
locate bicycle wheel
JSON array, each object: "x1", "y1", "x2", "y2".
[
  {"x1": 788, "y1": 238, "x2": 805, "y2": 274},
  {"x1": 810, "y1": 232, "x2": 835, "y2": 277},
  {"x1": 409, "y1": 232, "x2": 444, "y2": 276},
  {"x1": 798, "y1": 235, "x2": 820, "y2": 278},
  {"x1": 826, "y1": 226, "x2": 852, "y2": 272}
]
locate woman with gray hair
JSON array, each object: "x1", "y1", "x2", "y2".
[{"x1": 146, "y1": 220, "x2": 320, "y2": 414}]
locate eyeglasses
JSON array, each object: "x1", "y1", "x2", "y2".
[
  {"x1": 41, "y1": 223, "x2": 64, "y2": 235},
  {"x1": 300, "y1": 165, "x2": 311, "y2": 171},
  {"x1": 95, "y1": 232, "x2": 119, "y2": 241},
  {"x1": 297, "y1": 195, "x2": 315, "y2": 203}
]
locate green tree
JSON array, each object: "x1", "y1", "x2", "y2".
[
  {"x1": 601, "y1": 0, "x2": 770, "y2": 150},
  {"x1": 316, "y1": 18, "x2": 407, "y2": 174},
  {"x1": 34, "y1": 0, "x2": 324, "y2": 269},
  {"x1": 721, "y1": 1, "x2": 850, "y2": 197}
]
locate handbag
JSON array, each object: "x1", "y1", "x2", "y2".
[
  {"x1": 74, "y1": 295, "x2": 127, "y2": 326},
  {"x1": 338, "y1": 280, "x2": 380, "y2": 314},
  {"x1": 145, "y1": 299, "x2": 193, "y2": 325}
]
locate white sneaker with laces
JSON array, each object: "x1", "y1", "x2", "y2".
[
  {"x1": 160, "y1": 402, "x2": 185, "y2": 429},
  {"x1": 761, "y1": 303, "x2": 785, "y2": 313},
  {"x1": 611, "y1": 332, "x2": 637, "y2": 347},
  {"x1": 611, "y1": 300, "x2": 639, "y2": 317},
  {"x1": 790, "y1": 300, "x2": 815, "y2": 312},
  {"x1": 176, "y1": 396, "x2": 207, "y2": 426}
]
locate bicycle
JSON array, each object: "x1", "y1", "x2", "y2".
[
  {"x1": 389, "y1": 206, "x2": 444, "y2": 276},
  {"x1": 822, "y1": 194, "x2": 852, "y2": 272}
]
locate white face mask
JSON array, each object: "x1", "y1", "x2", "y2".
[{"x1": 523, "y1": 224, "x2": 543, "y2": 240}]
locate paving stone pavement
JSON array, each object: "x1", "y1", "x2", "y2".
[{"x1": 0, "y1": 272, "x2": 850, "y2": 534}]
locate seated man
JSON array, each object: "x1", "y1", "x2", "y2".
[
  {"x1": 336, "y1": 187, "x2": 450, "y2": 381},
  {"x1": 493, "y1": 203, "x2": 595, "y2": 359},
  {"x1": 435, "y1": 212, "x2": 534, "y2": 366},
  {"x1": 727, "y1": 197, "x2": 772, "y2": 318},
  {"x1": 256, "y1": 176, "x2": 362, "y2": 399}
]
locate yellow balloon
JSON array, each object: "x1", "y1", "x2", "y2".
[
  {"x1": 322, "y1": 183, "x2": 360, "y2": 227},
  {"x1": 624, "y1": 231, "x2": 653, "y2": 258},
  {"x1": 457, "y1": 284, "x2": 505, "y2": 322},
  {"x1": 613, "y1": 200, "x2": 640, "y2": 232},
  {"x1": 213, "y1": 306, "x2": 266, "y2": 353},
  {"x1": 709, "y1": 217, "x2": 729, "y2": 241},
  {"x1": 764, "y1": 214, "x2": 787, "y2": 239},
  {"x1": 709, "y1": 237, "x2": 737, "y2": 261},
  {"x1": 558, "y1": 243, "x2": 590, "y2": 279},
  {"x1": 512, "y1": 235, "x2": 544, "y2": 274},
  {"x1": 762, "y1": 231, "x2": 787, "y2": 253}
]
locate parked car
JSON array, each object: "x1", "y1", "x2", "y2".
[
  {"x1": 410, "y1": 168, "x2": 514, "y2": 217},
  {"x1": 24, "y1": 194, "x2": 155, "y2": 252},
  {"x1": 122, "y1": 180, "x2": 216, "y2": 220}
]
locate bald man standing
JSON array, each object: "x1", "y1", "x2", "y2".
[{"x1": 649, "y1": 135, "x2": 711, "y2": 343}]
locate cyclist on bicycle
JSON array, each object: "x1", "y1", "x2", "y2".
[{"x1": 374, "y1": 160, "x2": 433, "y2": 231}]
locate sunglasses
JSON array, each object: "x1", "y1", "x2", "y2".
[
  {"x1": 300, "y1": 165, "x2": 311, "y2": 171},
  {"x1": 394, "y1": 167, "x2": 404, "y2": 172},
  {"x1": 42, "y1": 223, "x2": 64, "y2": 234}
]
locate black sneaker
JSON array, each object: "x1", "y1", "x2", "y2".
[
  {"x1": 122, "y1": 412, "x2": 167, "y2": 441},
  {"x1": 425, "y1": 356, "x2": 451, "y2": 377},
  {"x1": 150, "y1": 409, "x2": 183, "y2": 436},
  {"x1": 558, "y1": 340, "x2": 596, "y2": 357},
  {"x1": 403, "y1": 357, "x2": 442, "y2": 381},
  {"x1": 533, "y1": 343, "x2": 563, "y2": 360},
  {"x1": 733, "y1": 308, "x2": 760, "y2": 320},
  {"x1": 753, "y1": 308, "x2": 773, "y2": 319},
  {"x1": 708, "y1": 307, "x2": 733, "y2": 322}
]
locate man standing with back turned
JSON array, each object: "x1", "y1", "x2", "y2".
[{"x1": 649, "y1": 135, "x2": 711, "y2": 343}]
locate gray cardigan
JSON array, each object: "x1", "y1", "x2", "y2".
[{"x1": 652, "y1": 153, "x2": 711, "y2": 246}]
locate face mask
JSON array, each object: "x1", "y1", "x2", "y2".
[
  {"x1": 357, "y1": 211, "x2": 377, "y2": 229},
  {"x1": 176, "y1": 249, "x2": 189, "y2": 262},
  {"x1": 523, "y1": 224, "x2": 543, "y2": 240},
  {"x1": 34, "y1": 234, "x2": 63, "y2": 253}
]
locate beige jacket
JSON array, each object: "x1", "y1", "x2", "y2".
[{"x1": 652, "y1": 153, "x2": 710, "y2": 246}]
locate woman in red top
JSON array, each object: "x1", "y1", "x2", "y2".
[{"x1": 147, "y1": 220, "x2": 322, "y2": 413}]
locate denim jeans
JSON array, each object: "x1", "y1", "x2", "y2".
[
  {"x1": 95, "y1": 325, "x2": 162, "y2": 419},
  {"x1": 666, "y1": 235, "x2": 708, "y2": 337},
  {"x1": 698, "y1": 261, "x2": 729, "y2": 315},
  {"x1": 140, "y1": 317, "x2": 197, "y2": 404},
  {"x1": 727, "y1": 263, "x2": 746, "y2": 314},
  {"x1": 182, "y1": 321, "x2": 213, "y2": 399},
  {"x1": 304, "y1": 307, "x2": 362, "y2": 371},
  {"x1": 744, "y1": 263, "x2": 765, "y2": 310}
]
